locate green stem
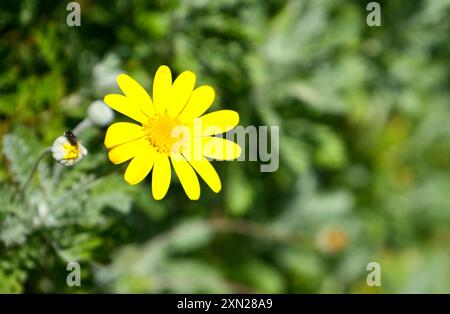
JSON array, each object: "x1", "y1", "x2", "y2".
[{"x1": 22, "y1": 147, "x2": 51, "y2": 194}]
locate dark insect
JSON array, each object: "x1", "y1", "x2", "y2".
[{"x1": 64, "y1": 130, "x2": 78, "y2": 146}]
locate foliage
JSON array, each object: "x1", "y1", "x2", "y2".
[{"x1": 0, "y1": 0, "x2": 449, "y2": 293}]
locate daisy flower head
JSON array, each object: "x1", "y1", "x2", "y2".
[
  {"x1": 104, "y1": 65, "x2": 241, "y2": 200},
  {"x1": 52, "y1": 131, "x2": 88, "y2": 166}
]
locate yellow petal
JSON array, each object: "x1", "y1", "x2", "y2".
[
  {"x1": 124, "y1": 144, "x2": 156, "y2": 185},
  {"x1": 171, "y1": 153, "x2": 200, "y2": 200},
  {"x1": 104, "y1": 122, "x2": 144, "y2": 149},
  {"x1": 178, "y1": 85, "x2": 215, "y2": 123},
  {"x1": 184, "y1": 154, "x2": 221, "y2": 193},
  {"x1": 104, "y1": 94, "x2": 148, "y2": 124},
  {"x1": 151, "y1": 153, "x2": 171, "y2": 200},
  {"x1": 191, "y1": 110, "x2": 239, "y2": 136},
  {"x1": 202, "y1": 137, "x2": 242, "y2": 160},
  {"x1": 107, "y1": 138, "x2": 147, "y2": 164},
  {"x1": 167, "y1": 71, "x2": 196, "y2": 117},
  {"x1": 153, "y1": 65, "x2": 172, "y2": 114},
  {"x1": 117, "y1": 74, "x2": 155, "y2": 117}
]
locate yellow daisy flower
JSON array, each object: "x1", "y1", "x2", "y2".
[{"x1": 104, "y1": 65, "x2": 241, "y2": 200}]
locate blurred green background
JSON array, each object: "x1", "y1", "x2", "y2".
[{"x1": 0, "y1": 0, "x2": 449, "y2": 293}]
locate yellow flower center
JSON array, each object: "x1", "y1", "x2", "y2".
[
  {"x1": 63, "y1": 143, "x2": 80, "y2": 159},
  {"x1": 143, "y1": 114, "x2": 187, "y2": 154}
]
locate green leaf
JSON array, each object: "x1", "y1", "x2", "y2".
[{"x1": 2, "y1": 134, "x2": 34, "y2": 187}]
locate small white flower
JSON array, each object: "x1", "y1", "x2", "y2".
[
  {"x1": 87, "y1": 100, "x2": 114, "y2": 127},
  {"x1": 51, "y1": 131, "x2": 87, "y2": 166}
]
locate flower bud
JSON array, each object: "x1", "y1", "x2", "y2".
[
  {"x1": 87, "y1": 100, "x2": 114, "y2": 127},
  {"x1": 51, "y1": 131, "x2": 88, "y2": 166}
]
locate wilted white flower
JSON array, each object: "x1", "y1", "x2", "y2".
[
  {"x1": 87, "y1": 100, "x2": 114, "y2": 127},
  {"x1": 51, "y1": 131, "x2": 87, "y2": 166}
]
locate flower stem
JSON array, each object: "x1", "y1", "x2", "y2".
[
  {"x1": 72, "y1": 118, "x2": 92, "y2": 135},
  {"x1": 22, "y1": 147, "x2": 51, "y2": 193}
]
